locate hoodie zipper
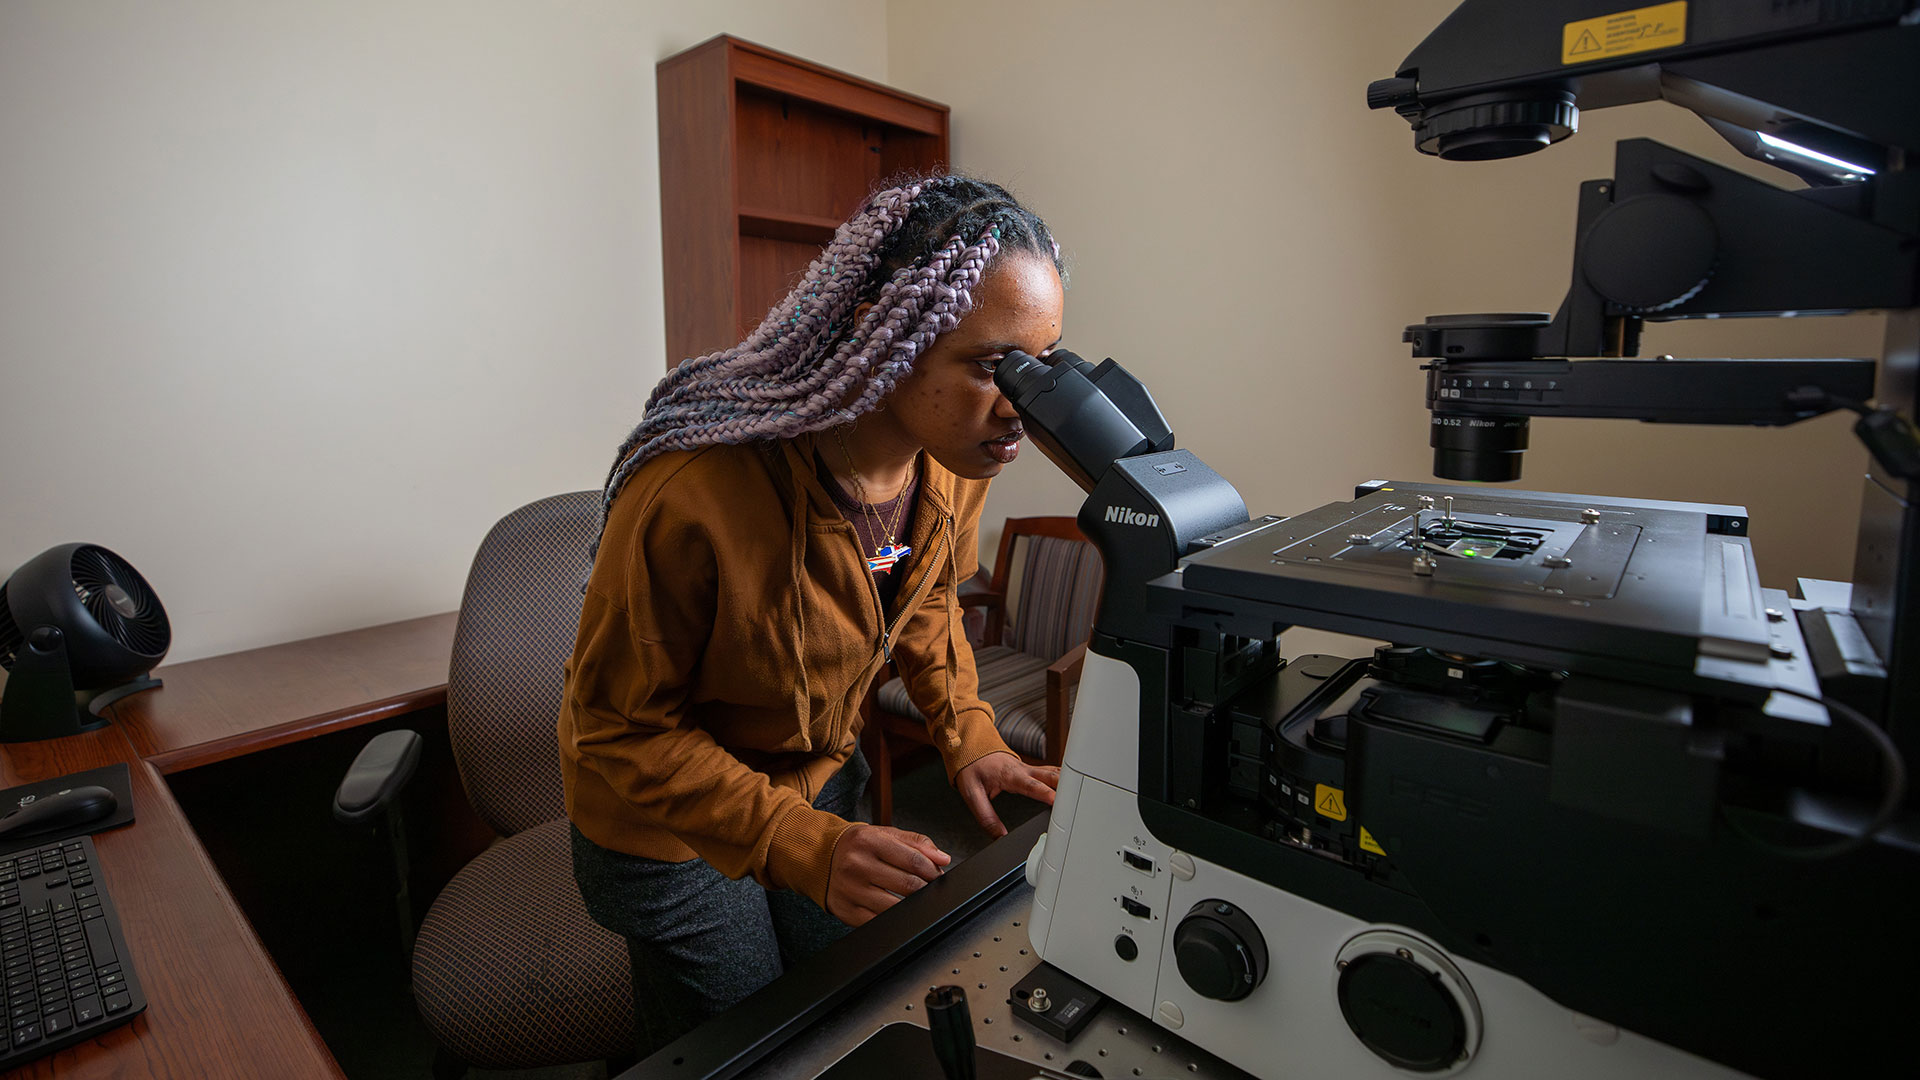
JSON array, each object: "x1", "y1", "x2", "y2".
[
  {"x1": 866, "y1": 512, "x2": 951, "y2": 665},
  {"x1": 843, "y1": 512, "x2": 949, "y2": 755}
]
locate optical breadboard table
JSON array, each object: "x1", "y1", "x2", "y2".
[{"x1": 620, "y1": 814, "x2": 1254, "y2": 1080}]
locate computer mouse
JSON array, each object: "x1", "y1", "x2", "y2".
[{"x1": 0, "y1": 785, "x2": 118, "y2": 842}]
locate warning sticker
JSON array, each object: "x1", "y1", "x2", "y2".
[
  {"x1": 1359, "y1": 827, "x2": 1386, "y2": 856},
  {"x1": 1314, "y1": 784, "x2": 1347, "y2": 822},
  {"x1": 1562, "y1": 2, "x2": 1686, "y2": 65}
]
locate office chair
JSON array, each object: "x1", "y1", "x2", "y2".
[
  {"x1": 862, "y1": 516, "x2": 1103, "y2": 825},
  {"x1": 334, "y1": 491, "x2": 633, "y2": 1077}
]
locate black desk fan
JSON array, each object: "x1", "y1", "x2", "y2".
[{"x1": 0, "y1": 544, "x2": 170, "y2": 742}]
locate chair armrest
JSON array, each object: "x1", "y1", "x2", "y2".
[
  {"x1": 957, "y1": 584, "x2": 1006, "y2": 647},
  {"x1": 1042, "y1": 643, "x2": 1089, "y2": 766},
  {"x1": 956, "y1": 583, "x2": 1004, "y2": 613},
  {"x1": 333, "y1": 729, "x2": 423, "y2": 826},
  {"x1": 1045, "y1": 643, "x2": 1087, "y2": 694}
]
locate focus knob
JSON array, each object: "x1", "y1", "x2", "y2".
[
  {"x1": 1173, "y1": 900, "x2": 1268, "y2": 1002},
  {"x1": 1580, "y1": 194, "x2": 1717, "y2": 313},
  {"x1": 1336, "y1": 931, "x2": 1483, "y2": 1072}
]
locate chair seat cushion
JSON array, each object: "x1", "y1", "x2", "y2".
[
  {"x1": 878, "y1": 644, "x2": 1071, "y2": 760},
  {"x1": 412, "y1": 818, "x2": 633, "y2": 1068}
]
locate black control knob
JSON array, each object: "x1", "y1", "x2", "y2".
[
  {"x1": 1173, "y1": 900, "x2": 1268, "y2": 1001},
  {"x1": 1337, "y1": 953, "x2": 1467, "y2": 1072},
  {"x1": 1366, "y1": 76, "x2": 1419, "y2": 111},
  {"x1": 1580, "y1": 194, "x2": 1717, "y2": 313}
]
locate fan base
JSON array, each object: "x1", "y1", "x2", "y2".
[
  {"x1": 87, "y1": 676, "x2": 162, "y2": 718},
  {"x1": 0, "y1": 633, "x2": 139, "y2": 743}
]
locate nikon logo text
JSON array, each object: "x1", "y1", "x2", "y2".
[{"x1": 1105, "y1": 506, "x2": 1160, "y2": 528}]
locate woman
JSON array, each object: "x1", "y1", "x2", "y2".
[{"x1": 560, "y1": 175, "x2": 1066, "y2": 1053}]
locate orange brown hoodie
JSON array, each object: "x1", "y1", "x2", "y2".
[{"x1": 558, "y1": 433, "x2": 1014, "y2": 911}]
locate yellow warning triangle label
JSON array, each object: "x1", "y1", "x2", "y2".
[
  {"x1": 1314, "y1": 783, "x2": 1347, "y2": 822},
  {"x1": 1562, "y1": 3, "x2": 1686, "y2": 65}
]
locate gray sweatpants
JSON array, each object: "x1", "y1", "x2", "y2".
[{"x1": 569, "y1": 750, "x2": 870, "y2": 1057}]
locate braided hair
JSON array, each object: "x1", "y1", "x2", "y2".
[{"x1": 595, "y1": 175, "x2": 1062, "y2": 547}]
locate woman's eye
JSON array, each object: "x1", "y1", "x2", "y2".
[{"x1": 976, "y1": 355, "x2": 1003, "y2": 373}]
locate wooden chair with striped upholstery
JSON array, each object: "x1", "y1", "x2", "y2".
[{"x1": 864, "y1": 516, "x2": 1104, "y2": 826}]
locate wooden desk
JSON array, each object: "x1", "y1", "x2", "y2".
[
  {"x1": 117, "y1": 613, "x2": 459, "y2": 775},
  {"x1": 0, "y1": 612, "x2": 460, "y2": 1079}
]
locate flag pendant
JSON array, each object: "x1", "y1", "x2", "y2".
[{"x1": 865, "y1": 543, "x2": 910, "y2": 573}]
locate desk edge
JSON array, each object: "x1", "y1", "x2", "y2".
[{"x1": 141, "y1": 685, "x2": 449, "y2": 775}]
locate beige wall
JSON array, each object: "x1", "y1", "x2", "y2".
[
  {"x1": 0, "y1": 0, "x2": 890, "y2": 663},
  {"x1": 889, "y1": 0, "x2": 1881, "y2": 591},
  {"x1": 3, "y1": 1, "x2": 1885, "y2": 669},
  {"x1": 889, "y1": 0, "x2": 1435, "y2": 551}
]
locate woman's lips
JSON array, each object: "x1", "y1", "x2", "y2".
[{"x1": 985, "y1": 431, "x2": 1023, "y2": 464}]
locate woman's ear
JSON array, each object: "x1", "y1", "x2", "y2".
[{"x1": 852, "y1": 300, "x2": 874, "y2": 326}]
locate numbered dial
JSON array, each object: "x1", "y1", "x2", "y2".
[{"x1": 1173, "y1": 900, "x2": 1269, "y2": 1002}]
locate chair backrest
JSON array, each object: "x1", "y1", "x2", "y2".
[
  {"x1": 445, "y1": 490, "x2": 600, "y2": 838},
  {"x1": 1000, "y1": 517, "x2": 1104, "y2": 661}
]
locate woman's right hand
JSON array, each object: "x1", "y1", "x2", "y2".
[{"x1": 826, "y1": 824, "x2": 951, "y2": 926}]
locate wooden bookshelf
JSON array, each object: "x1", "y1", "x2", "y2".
[{"x1": 657, "y1": 35, "x2": 950, "y2": 363}]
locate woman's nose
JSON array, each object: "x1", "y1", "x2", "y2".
[{"x1": 992, "y1": 393, "x2": 1019, "y2": 419}]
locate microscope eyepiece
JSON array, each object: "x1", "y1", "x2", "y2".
[
  {"x1": 991, "y1": 349, "x2": 1057, "y2": 399},
  {"x1": 993, "y1": 349, "x2": 1172, "y2": 492}
]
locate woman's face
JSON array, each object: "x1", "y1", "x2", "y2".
[{"x1": 881, "y1": 252, "x2": 1065, "y2": 480}]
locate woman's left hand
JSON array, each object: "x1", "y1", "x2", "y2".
[{"x1": 955, "y1": 752, "x2": 1060, "y2": 838}]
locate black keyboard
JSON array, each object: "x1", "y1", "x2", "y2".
[{"x1": 0, "y1": 835, "x2": 146, "y2": 1066}]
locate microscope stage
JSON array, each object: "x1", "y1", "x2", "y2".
[{"x1": 1179, "y1": 482, "x2": 1775, "y2": 685}]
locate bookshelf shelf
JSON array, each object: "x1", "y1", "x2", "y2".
[{"x1": 658, "y1": 36, "x2": 950, "y2": 360}]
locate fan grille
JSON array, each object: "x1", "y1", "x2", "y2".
[
  {"x1": 0, "y1": 581, "x2": 20, "y2": 671},
  {"x1": 70, "y1": 546, "x2": 169, "y2": 657}
]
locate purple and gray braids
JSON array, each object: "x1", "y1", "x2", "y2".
[{"x1": 594, "y1": 175, "x2": 1062, "y2": 547}]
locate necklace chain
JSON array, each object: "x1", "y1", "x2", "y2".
[{"x1": 835, "y1": 428, "x2": 913, "y2": 556}]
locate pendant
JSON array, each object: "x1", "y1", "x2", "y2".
[{"x1": 865, "y1": 543, "x2": 911, "y2": 573}]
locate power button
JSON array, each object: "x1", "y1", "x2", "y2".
[{"x1": 1114, "y1": 934, "x2": 1139, "y2": 962}]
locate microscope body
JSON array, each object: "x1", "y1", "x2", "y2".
[{"x1": 998, "y1": 3, "x2": 1920, "y2": 1077}]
